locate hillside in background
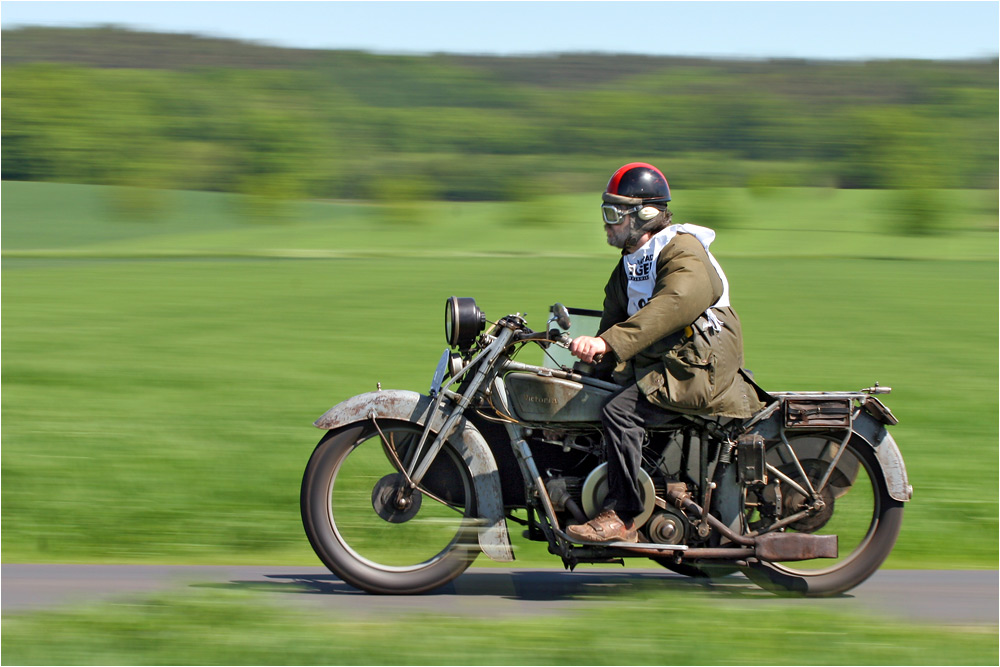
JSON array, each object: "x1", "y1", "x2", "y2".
[
  {"x1": 1, "y1": 25, "x2": 329, "y2": 69},
  {"x1": 4, "y1": 25, "x2": 996, "y2": 91},
  {"x1": 2, "y1": 26, "x2": 997, "y2": 201}
]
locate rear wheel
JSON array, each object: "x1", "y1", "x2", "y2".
[
  {"x1": 741, "y1": 433, "x2": 903, "y2": 596},
  {"x1": 301, "y1": 421, "x2": 479, "y2": 594}
]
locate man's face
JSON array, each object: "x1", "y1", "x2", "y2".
[{"x1": 604, "y1": 212, "x2": 633, "y2": 249}]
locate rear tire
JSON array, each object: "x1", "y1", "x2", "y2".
[
  {"x1": 740, "y1": 434, "x2": 903, "y2": 597},
  {"x1": 301, "y1": 422, "x2": 479, "y2": 594}
]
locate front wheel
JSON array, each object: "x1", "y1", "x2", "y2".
[
  {"x1": 740, "y1": 433, "x2": 903, "y2": 597},
  {"x1": 301, "y1": 421, "x2": 480, "y2": 594}
]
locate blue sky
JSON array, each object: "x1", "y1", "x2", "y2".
[{"x1": 2, "y1": 1, "x2": 997, "y2": 60}]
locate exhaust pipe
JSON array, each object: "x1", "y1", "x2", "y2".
[{"x1": 663, "y1": 484, "x2": 839, "y2": 561}]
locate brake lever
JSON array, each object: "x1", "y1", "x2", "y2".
[{"x1": 548, "y1": 330, "x2": 572, "y2": 348}]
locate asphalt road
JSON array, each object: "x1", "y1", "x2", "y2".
[{"x1": 2, "y1": 564, "x2": 996, "y2": 625}]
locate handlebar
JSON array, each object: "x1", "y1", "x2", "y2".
[
  {"x1": 514, "y1": 328, "x2": 572, "y2": 347},
  {"x1": 514, "y1": 328, "x2": 604, "y2": 364}
]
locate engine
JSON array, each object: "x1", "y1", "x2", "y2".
[{"x1": 525, "y1": 425, "x2": 695, "y2": 541}]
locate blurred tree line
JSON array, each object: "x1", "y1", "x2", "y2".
[{"x1": 2, "y1": 26, "x2": 997, "y2": 204}]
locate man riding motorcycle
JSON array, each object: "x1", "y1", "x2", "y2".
[{"x1": 567, "y1": 162, "x2": 764, "y2": 543}]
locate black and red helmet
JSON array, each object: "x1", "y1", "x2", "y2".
[{"x1": 603, "y1": 162, "x2": 671, "y2": 206}]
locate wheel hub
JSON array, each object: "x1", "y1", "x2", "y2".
[
  {"x1": 371, "y1": 473, "x2": 422, "y2": 523},
  {"x1": 783, "y1": 484, "x2": 836, "y2": 533}
]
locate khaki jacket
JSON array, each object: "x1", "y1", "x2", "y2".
[{"x1": 598, "y1": 232, "x2": 764, "y2": 419}]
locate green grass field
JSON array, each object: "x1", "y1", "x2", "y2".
[
  {"x1": 2, "y1": 180, "x2": 997, "y2": 568},
  {"x1": 3, "y1": 586, "x2": 996, "y2": 665},
  {"x1": 2, "y1": 180, "x2": 996, "y2": 664}
]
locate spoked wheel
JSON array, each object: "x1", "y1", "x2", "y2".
[
  {"x1": 301, "y1": 421, "x2": 479, "y2": 594},
  {"x1": 741, "y1": 433, "x2": 903, "y2": 597}
]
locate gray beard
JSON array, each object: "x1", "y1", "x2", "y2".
[{"x1": 605, "y1": 224, "x2": 631, "y2": 249}]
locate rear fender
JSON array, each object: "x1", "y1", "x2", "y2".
[
  {"x1": 750, "y1": 409, "x2": 912, "y2": 503},
  {"x1": 849, "y1": 411, "x2": 913, "y2": 502},
  {"x1": 314, "y1": 390, "x2": 514, "y2": 562}
]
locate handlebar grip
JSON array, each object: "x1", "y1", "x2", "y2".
[{"x1": 562, "y1": 334, "x2": 602, "y2": 362}]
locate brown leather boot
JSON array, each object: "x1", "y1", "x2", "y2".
[{"x1": 566, "y1": 510, "x2": 638, "y2": 544}]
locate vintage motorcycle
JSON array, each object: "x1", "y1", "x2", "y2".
[{"x1": 301, "y1": 297, "x2": 912, "y2": 597}]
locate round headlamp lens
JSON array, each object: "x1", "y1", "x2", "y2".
[{"x1": 444, "y1": 296, "x2": 485, "y2": 349}]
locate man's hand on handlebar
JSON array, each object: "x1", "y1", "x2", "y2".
[{"x1": 569, "y1": 335, "x2": 608, "y2": 364}]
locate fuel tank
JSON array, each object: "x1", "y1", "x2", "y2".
[{"x1": 505, "y1": 373, "x2": 613, "y2": 422}]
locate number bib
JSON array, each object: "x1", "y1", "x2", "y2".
[{"x1": 623, "y1": 224, "x2": 730, "y2": 317}]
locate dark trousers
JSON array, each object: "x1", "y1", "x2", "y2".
[{"x1": 600, "y1": 382, "x2": 676, "y2": 522}]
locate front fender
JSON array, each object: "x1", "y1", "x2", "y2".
[{"x1": 314, "y1": 390, "x2": 514, "y2": 562}]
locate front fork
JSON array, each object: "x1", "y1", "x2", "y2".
[{"x1": 397, "y1": 326, "x2": 516, "y2": 498}]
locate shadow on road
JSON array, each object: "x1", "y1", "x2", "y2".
[{"x1": 196, "y1": 568, "x2": 785, "y2": 607}]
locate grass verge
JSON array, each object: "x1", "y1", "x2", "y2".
[{"x1": 2, "y1": 586, "x2": 997, "y2": 665}]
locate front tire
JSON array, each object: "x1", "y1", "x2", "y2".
[
  {"x1": 741, "y1": 433, "x2": 903, "y2": 597},
  {"x1": 301, "y1": 421, "x2": 479, "y2": 594}
]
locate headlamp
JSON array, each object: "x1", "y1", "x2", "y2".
[{"x1": 444, "y1": 296, "x2": 486, "y2": 349}]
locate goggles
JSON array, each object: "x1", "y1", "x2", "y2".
[{"x1": 601, "y1": 203, "x2": 641, "y2": 225}]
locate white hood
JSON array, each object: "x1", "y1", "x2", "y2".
[{"x1": 622, "y1": 224, "x2": 731, "y2": 320}]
